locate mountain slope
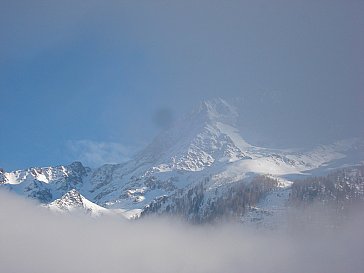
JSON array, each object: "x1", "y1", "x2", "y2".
[
  {"x1": 0, "y1": 161, "x2": 91, "y2": 203},
  {"x1": 1, "y1": 98, "x2": 363, "y2": 223},
  {"x1": 84, "y1": 98, "x2": 363, "y2": 212}
]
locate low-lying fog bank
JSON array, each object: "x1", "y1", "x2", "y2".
[{"x1": 0, "y1": 191, "x2": 363, "y2": 273}]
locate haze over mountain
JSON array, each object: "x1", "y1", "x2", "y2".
[
  {"x1": 1, "y1": 98, "x2": 363, "y2": 226},
  {"x1": 1, "y1": 0, "x2": 363, "y2": 170}
]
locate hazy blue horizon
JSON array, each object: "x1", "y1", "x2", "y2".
[{"x1": 1, "y1": 0, "x2": 363, "y2": 170}]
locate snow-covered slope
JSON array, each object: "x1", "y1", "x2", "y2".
[
  {"x1": 46, "y1": 189, "x2": 109, "y2": 217},
  {"x1": 84, "y1": 98, "x2": 363, "y2": 211},
  {"x1": 46, "y1": 189, "x2": 141, "y2": 219},
  {"x1": 1, "y1": 98, "x2": 363, "y2": 223},
  {"x1": 241, "y1": 178, "x2": 293, "y2": 230}
]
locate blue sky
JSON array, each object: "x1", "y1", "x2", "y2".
[{"x1": 1, "y1": 0, "x2": 363, "y2": 170}]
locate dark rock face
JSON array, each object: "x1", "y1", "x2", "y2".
[{"x1": 0, "y1": 168, "x2": 6, "y2": 184}]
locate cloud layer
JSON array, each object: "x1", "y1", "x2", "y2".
[{"x1": 0, "y1": 190, "x2": 363, "y2": 273}]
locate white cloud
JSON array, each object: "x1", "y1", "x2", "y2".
[
  {"x1": 66, "y1": 140, "x2": 134, "y2": 167},
  {"x1": 0, "y1": 190, "x2": 363, "y2": 273}
]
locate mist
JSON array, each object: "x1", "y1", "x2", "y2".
[{"x1": 1, "y1": 190, "x2": 363, "y2": 273}]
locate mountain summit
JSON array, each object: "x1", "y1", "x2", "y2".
[
  {"x1": 192, "y1": 98, "x2": 239, "y2": 124},
  {"x1": 135, "y1": 98, "x2": 251, "y2": 171}
]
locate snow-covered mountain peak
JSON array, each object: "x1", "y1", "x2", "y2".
[
  {"x1": 133, "y1": 98, "x2": 250, "y2": 171},
  {"x1": 191, "y1": 97, "x2": 238, "y2": 126},
  {"x1": 52, "y1": 189, "x2": 84, "y2": 207},
  {"x1": 47, "y1": 189, "x2": 108, "y2": 217},
  {"x1": 2, "y1": 161, "x2": 89, "y2": 185},
  {"x1": 0, "y1": 162, "x2": 91, "y2": 203}
]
